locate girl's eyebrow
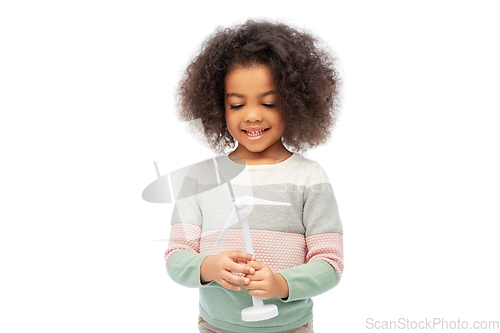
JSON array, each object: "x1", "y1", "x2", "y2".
[
  {"x1": 225, "y1": 91, "x2": 277, "y2": 98},
  {"x1": 226, "y1": 92, "x2": 244, "y2": 98},
  {"x1": 260, "y1": 90, "x2": 277, "y2": 97}
]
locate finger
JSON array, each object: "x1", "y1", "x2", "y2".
[
  {"x1": 247, "y1": 260, "x2": 265, "y2": 270},
  {"x1": 246, "y1": 266, "x2": 256, "y2": 275},
  {"x1": 218, "y1": 277, "x2": 243, "y2": 291},
  {"x1": 224, "y1": 261, "x2": 255, "y2": 275},
  {"x1": 222, "y1": 271, "x2": 250, "y2": 286},
  {"x1": 246, "y1": 267, "x2": 267, "y2": 280},
  {"x1": 227, "y1": 250, "x2": 255, "y2": 262},
  {"x1": 235, "y1": 257, "x2": 252, "y2": 264},
  {"x1": 246, "y1": 280, "x2": 266, "y2": 290}
]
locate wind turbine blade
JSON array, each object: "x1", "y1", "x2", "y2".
[
  {"x1": 212, "y1": 157, "x2": 243, "y2": 222},
  {"x1": 214, "y1": 229, "x2": 228, "y2": 248},
  {"x1": 214, "y1": 208, "x2": 239, "y2": 248},
  {"x1": 142, "y1": 175, "x2": 173, "y2": 203},
  {"x1": 213, "y1": 157, "x2": 237, "y2": 202}
]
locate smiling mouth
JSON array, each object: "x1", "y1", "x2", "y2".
[{"x1": 243, "y1": 129, "x2": 269, "y2": 136}]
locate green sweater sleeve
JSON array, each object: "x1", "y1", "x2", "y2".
[
  {"x1": 167, "y1": 250, "x2": 216, "y2": 288},
  {"x1": 278, "y1": 260, "x2": 338, "y2": 302}
]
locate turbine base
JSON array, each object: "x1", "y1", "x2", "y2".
[{"x1": 241, "y1": 304, "x2": 278, "y2": 322}]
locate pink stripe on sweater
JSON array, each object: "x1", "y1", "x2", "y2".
[
  {"x1": 306, "y1": 232, "x2": 344, "y2": 281},
  {"x1": 165, "y1": 223, "x2": 344, "y2": 280},
  {"x1": 164, "y1": 223, "x2": 201, "y2": 264},
  {"x1": 201, "y1": 229, "x2": 307, "y2": 272}
]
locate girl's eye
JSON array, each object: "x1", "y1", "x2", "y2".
[
  {"x1": 230, "y1": 105, "x2": 243, "y2": 110},
  {"x1": 263, "y1": 104, "x2": 276, "y2": 108}
]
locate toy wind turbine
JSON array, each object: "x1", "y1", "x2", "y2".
[
  {"x1": 142, "y1": 118, "x2": 246, "y2": 204},
  {"x1": 212, "y1": 159, "x2": 291, "y2": 322}
]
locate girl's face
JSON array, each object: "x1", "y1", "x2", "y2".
[{"x1": 224, "y1": 64, "x2": 290, "y2": 163}]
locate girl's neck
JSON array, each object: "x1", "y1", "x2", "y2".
[{"x1": 229, "y1": 140, "x2": 293, "y2": 165}]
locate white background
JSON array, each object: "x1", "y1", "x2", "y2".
[{"x1": 1, "y1": 1, "x2": 499, "y2": 332}]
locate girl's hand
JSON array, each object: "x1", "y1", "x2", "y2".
[
  {"x1": 200, "y1": 250, "x2": 255, "y2": 291},
  {"x1": 245, "y1": 260, "x2": 289, "y2": 300}
]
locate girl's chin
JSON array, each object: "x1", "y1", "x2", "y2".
[
  {"x1": 237, "y1": 140, "x2": 282, "y2": 154},
  {"x1": 239, "y1": 144, "x2": 267, "y2": 153}
]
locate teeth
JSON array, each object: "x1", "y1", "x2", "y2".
[{"x1": 246, "y1": 129, "x2": 266, "y2": 136}]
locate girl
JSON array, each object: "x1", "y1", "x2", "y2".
[{"x1": 165, "y1": 20, "x2": 343, "y2": 333}]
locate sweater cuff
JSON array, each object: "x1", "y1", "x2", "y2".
[
  {"x1": 167, "y1": 250, "x2": 215, "y2": 288},
  {"x1": 278, "y1": 260, "x2": 338, "y2": 302}
]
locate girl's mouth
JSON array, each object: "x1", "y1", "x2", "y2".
[{"x1": 242, "y1": 128, "x2": 269, "y2": 140}]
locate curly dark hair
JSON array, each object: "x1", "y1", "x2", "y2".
[{"x1": 176, "y1": 19, "x2": 341, "y2": 153}]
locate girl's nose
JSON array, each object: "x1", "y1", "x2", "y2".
[{"x1": 244, "y1": 105, "x2": 263, "y2": 122}]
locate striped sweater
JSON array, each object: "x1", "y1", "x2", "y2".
[{"x1": 165, "y1": 153, "x2": 343, "y2": 333}]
